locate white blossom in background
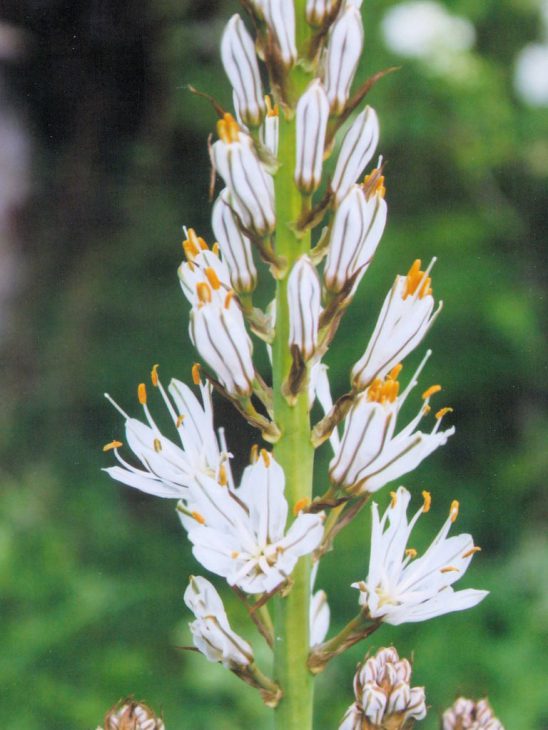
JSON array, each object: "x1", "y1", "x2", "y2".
[
  {"x1": 184, "y1": 575, "x2": 254, "y2": 668},
  {"x1": 221, "y1": 15, "x2": 265, "y2": 127},
  {"x1": 352, "y1": 259, "x2": 441, "y2": 390},
  {"x1": 211, "y1": 113, "x2": 276, "y2": 236},
  {"x1": 212, "y1": 189, "x2": 257, "y2": 293},
  {"x1": 288, "y1": 255, "x2": 322, "y2": 360},
  {"x1": 324, "y1": 179, "x2": 387, "y2": 294},
  {"x1": 443, "y1": 697, "x2": 505, "y2": 730},
  {"x1": 382, "y1": 1, "x2": 475, "y2": 66},
  {"x1": 331, "y1": 106, "x2": 380, "y2": 204},
  {"x1": 330, "y1": 361, "x2": 455, "y2": 494},
  {"x1": 353, "y1": 486, "x2": 488, "y2": 624},
  {"x1": 339, "y1": 647, "x2": 426, "y2": 729},
  {"x1": 263, "y1": 0, "x2": 297, "y2": 67},
  {"x1": 514, "y1": 43, "x2": 548, "y2": 107},
  {"x1": 189, "y1": 282, "x2": 255, "y2": 396},
  {"x1": 294, "y1": 80, "x2": 330, "y2": 194},
  {"x1": 185, "y1": 452, "x2": 325, "y2": 594},
  {"x1": 324, "y1": 3, "x2": 364, "y2": 114},
  {"x1": 103, "y1": 373, "x2": 225, "y2": 498}
]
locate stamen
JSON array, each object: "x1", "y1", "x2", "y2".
[
  {"x1": 217, "y1": 113, "x2": 240, "y2": 144},
  {"x1": 293, "y1": 497, "x2": 310, "y2": 515},
  {"x1": 260, "y1": 448, "x2": 271, "y2": 467},
  {"x1": 183, "y1": 239, "x2": 199, "y2": 260},
  {"x1": 218, "y1": 464, "x2": 228, "y2": 486},
  {"x1": 403, "y1": 258, "x2": 435, "y2": 299},
  {"x1": 192, "y1": 363, "x2": 201, "y2": 385},
  {"x1": 153, "y1": 438, "x2": 162, "y2": 453},
  {"x1": 103, "y1": 440, "x2": 123, "y2": 452},
  {"x1": 422, "y1": 490, "x2": 432, "y2": 512},
  {"x1": 440, "y1": 566, "x2": 460, "y2": 574},
  {"x1": 390, "y1": 491, "x2": 398, "y2": 508},
  {"x1": 224, "y1": 290, "x2": 234, "y2": 309},
  {"x1": 250, "y1": 444, "x2": 259, "y2": 463},
  {"x1": 196, "y1": 282, "x2": 212, "y2": 304},
  {"x1": 264, "y1": 95, "x2": 279, "y2": 117},
  {"x1": 176, "y1": 414, "x2": 185, "y2": 428},
  {"x1": 363, "y1": 166, "x2": 386, "y2": 199},
  {"x1": 388, "y1": 363, "x2": 403, "y2": 380},
  {"x1": 462, "y1": 546, "x2": 481, "y2": 558},
  {"x1": 212, "y1": 242, "x2": 220, "y2": 255},
  {"x1": 138, "y1": 383, "x2": 147, "y2": 405},
  {"x1": 422, "y1": 384, "x2": 441, "y2": 400},
  {"x1": 435, "y1": 406, "x2": 454, "y2": 420},
  {"x1": 191, "y1": 511, "x2": 206, "y2": 525},
  {"x1": 405, "y1": 548, "x2": 417, "y2": 559},
  {"x1": 151, "y1": 363, "x2": 159, "y2": 387},
  {"x1": 205, "y1": 267, "x2": 221, "y2": 290},
  {"x1": 104, "y1": 393, "x2": 131, "y2": 420},
  {"x1": 367, "y1": 372, "x2": 400, "y2": 404},
  {"x1": 450, "y1": 500, "x2": 459, "y2": 522},
  {"x1": 231, "y1": 550, "x2": 240, "y2": 559}
]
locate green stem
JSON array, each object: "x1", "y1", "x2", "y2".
[{"x1": 271, "y1": 5, "x2": 315, "y2": 727}]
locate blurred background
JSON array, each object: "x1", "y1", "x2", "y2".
[{"x1": 0, "y1": 0, "x2": 546, "y2": 727}]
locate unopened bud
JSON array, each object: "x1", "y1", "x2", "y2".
[
  {"x1": 212, "y1": 190, "x2": 257, "y2": 293},
  {"x1": 443, "y1": 697, "x2": 505, "y2": 729},
  {"x1": 306, "y1": 0, "x2": 339, "y2": 27},
  {"x1": 288, "y1": 256, "x2": 321, "y2": 360},
  {"x1": 221, "y1": 15, "x2": 265, "y2": 127},
  {"x1": 99, "y1": 699, "x2": 165, "y2": 730},
  {"x1": 324, "y1": 4, "x2": 364, "y2": 114},
  {"x1": 295, "y1": 80, "x2": 330, "y2": 194},
  {"x1": 263, "y1": 0, "x2": 297, "y2": 67},
  {"x1": 331, "y1": 106, "x2": 380, "y2": 204}
]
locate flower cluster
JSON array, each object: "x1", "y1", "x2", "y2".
[
  {"x1": 442, "y1": 697, "x2": 505, "y2": 729},
  {"x1": 102, "y1": 0, "x2": 492, "y2": 723},
  {"x1": 97, "y1": 699, "x2": 165, "y2": 730}
]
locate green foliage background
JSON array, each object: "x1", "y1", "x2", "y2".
[{"x1": 0, "y1": 0, "x2": 546, "y2": 727}]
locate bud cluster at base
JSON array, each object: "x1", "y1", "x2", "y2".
[
  {"x1": 442, "y1": 697, "x2": 505, "y2": 730},
  {"x1": 97, "y1": 699, "x2": 165, "y2": 730}
]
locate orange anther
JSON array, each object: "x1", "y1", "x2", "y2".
[
  {"x1": 435, "y1": 406, "x2": 454, "y2": 420},
  {"x1": 224, "y1": 290, "x2": 234, "y2": 309},
  {"x1": 264, "y1": 95, "x2": 279, "y2": 117},
  {"x1": 231, "y1": 550, "x2": 240, "y2": 559},
  {"x1": 191, "y1": 511, "x2": 206, "y2": 525},
  {"x1": 293, "y1": 497, "x2": 310, "y2": 515},
  {"x1": 390, "y1": 491, "x2": 398, "y2": 508},
  {"x1": 205, "y1": 267, "x2": 221, "y2": 290},
  {"x1": 405, "y1": 548, "x2": 417, "y2": 559},
  {"x1": 103, "y1": 440, "x2": 123, "y2": 452},
  {"x1": 217, "y1": 113, "x2": 240, "y2": 143},
  {"x1": 388, "y1": 363, "x2": 403, "y2": 380},
  {"x1": 422, "y1": 384, "x2": 442, "y2": 400},
  {"x1": 403, "y1": 258, "x2": 433, "y2": 300},
  {"x1": 151, "y1": 364, "x2": 160, "y2": 387},
  {"x1": 191, "y1": 363, "x2": 201, "y2": 385},
  {"x1": 212, "y1": 242, "x2": 220, "y2": 255},
  {"x1": 450, "y1": 500, "x2": 460, "y2": 523},
  {"x1": 153, "y1": 438, "x2": 162, "y2": 453},
  {"x1": 440, "y1": 566, "x2": 460, "y2": 574},
  {"x1": 260, "y1": 449, "x2": 271, "y2": 467},
  {"x1": 363, "y1": 168, "x2": 386, "y2": 199},
  {"x1": 422, "y1": 490, "x2": 432, "y2": 513},
  {"x1": 462, "y1": 546, "x2": 481, "y2": 559},
  {"x1": 183, "y1": 240, "x2": 199, "y2": 261},
  {"x1": 176, "y1": 414, "x2": 185, "y2": 428},
  {"x1": 218, "y1": 464, "x2": 228, "y2": 486},
  {"x1": 138, "y1": 383, "x2": 147, "y2": 405},
  {"x1": 250, "y1": 444, "x2": 259, "y2": 463},
  {"x1": 196, "y1": 282, "x2": 212, "y2": 304}
]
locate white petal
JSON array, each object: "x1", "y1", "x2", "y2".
[
  {"x1": 294, "y1": 80, "x2": 330, "y2": 193},
  {"x1": 324, "y1": 5, "x2": 364, "y2": 114},
  {"x1": 221, "y1": 15, "x2": 265, "y2": 126},
  {"x1": 332, "y1": 106, "x2": 380, "y2": 203},
  {"x1": 287, "y1": 256, "x2": 322, "y2": 360}
]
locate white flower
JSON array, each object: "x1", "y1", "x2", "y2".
[
  {"x1": 310, "y1": 589, "x2": 330, "y2": 647},
  {"x1": 103, "y1": 371, "x2": 226, "y2": 498},
  {"x1": 178, "y1": 228, "x2": 231, "y2": 304},
  {"x1": 221, "y1": 15, "x2": 265, "y2": 127},
  {"x1": 443, "y1": 697, "x2": 504, "y2": 730},
  {"x1": 294, "y1": 80, "x2": 330, "y2": 194},
  {"x1": 185, "y1": 451, "x2": 325, "y2": 594},
  {"x1": 309, "y1": 362, "x2": 341, "y2": 452},
  {"x1": 339, "y1": 647, "x2": 426, "y2": 729},
  {"x1": 329, "y1": 360, "x2": 455, "y2": 494},
  {"x1": 352, "y1": 259, "x2": 441, "y2": 389},
  {"x1": 324, "y1": 178, "x2": 387, "y2": 294},
  {"x1": 324, "y1": 3, "x2": 364, "y2": 114},
  {"x1": 184, "y1": 575, "x2": 254, "y2": 668},
  {"x1": 331, "y1": 106, "x2": 380, "y2": 204},
  {"x1": 189, "y1": 283, "x2": 255, "y2": 397},
  {"x1": 99, "y1": 699, "x2": 165, "y2": 730},
  {"x1": 514, "y1": 43, "x2": 548, "y2": 108},
  {"x1": 262, "y1": 0, "x2": 297, "y2": 67},
  {"x1": 353, "y1": 486, "x2": 488, "y2": 625},
  {"x1": 288, "y1": 255, "x2": 322, "y2": 360},
  {"x1": 211, "y1": 113, "x2": 276, "y2": 236},
  {"x1": 306, "y1": 0, "x2": 338, "y2": 27},
  {"x1": 212, "y1": 189, "x2": 257, "y2": 293}
]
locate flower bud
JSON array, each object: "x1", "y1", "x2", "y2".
[
  {"x1": 443, "y1": 697, "x2": 505, "y2": 729},
  {"x1": 295, "y1": 80, "x2": 330, "y2": 194},
  {"x1": 288, "y1": 256, "x2": 322, "y2": 360},
  {"x1": 212, "y1": 114, "x2": 276, "y2": 236},
  {"x1": 324, "y1": 4, "x2": 364, "y2": 114},
  {"x1": 324, "y1": 183, "x2": 387, "y2": 294},
  {"x1": 212, "y1": 189, "x2": 257, "y2": 293},
  {"x1": 189, "y1": 285, "x2": 255, "y2": 396},
  {"x1": 339, "y1": 647, "x2": 426, "y2": 729},
  {"x1": 351, "y1": 259, "x2": 440, "y2": 389},
  {"x1": 221, "y1": 15, "x2": 265, "y2": 127},
  {"x1": 262, "y1": 0, "x2": 297, "y2": 67},
  {"x1": 99, "y1": 699, "x2": 165, "y2": 730},
  {"x1": 331, "y1": 106, "x2": 380, "y2": 204},
  {"x1": 261, "y1": 96, "x2": 279, "y2": 157},
  {"x1": 306, "y1": 0, "x2": 338, "y2": 27}
]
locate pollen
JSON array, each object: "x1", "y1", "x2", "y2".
[
  {"x1": 265, "y1": 95, "x2": 279, "y2": 117},
  {"x1": 153, "y1": 438, "x2": 162, "y2": 453},
  {"x1": 196, "y1": 282, "x2": 212, "y2": 305},
  {"x1": 367, "y1": 374, "x2": 400, "y2": 404},
  {"x1": 191, "y1": 363, "x2": 201, "y2": 385},
  {"x1": 191, "y1": 511, "x2": 206, "y2": 525},
  {"x1": 218, "y1": 464, "x2": 228, "y2": 486},
  {"x1": 103, "y1": 440, "x2": 123, "y2": 452},
  {"x1": 403, "y1": 259, "x2": 433, "y2": 300},
  {"x1": 293, "y1": 497, "x2": 310, "y2": 515},
  {"x1": 450, "y1": 499, "x2": 460, "y2": 523},
  {"x1": 183, "y1": 239, "x2": 199, "y2": 260},
  {"x1": 440, "y1": 565, "x2": 460, "y2": 574},
  {"x1": 405, "y1": 548, "x2": 417, "y2": 559},
  {"x1": 422, "y1": 384, "x2": 442, "y2": 400},
  {"x1": 176, "y1": 414, "x2": 185, "y2": 428},
  {"x1": 462, "y1": 546, "x2": 482, "y2": 559},
  {"x1": 138, "y1": 383, "x2": 147, "y2": 405},
  {"x1": 217, "y1": 113, "x2": 240, "y2": 144},
  {"x1": 363, "y1": 168, "x2": 386, "y2": 199},
  {"x1": 205, "y1": 267, "x2": 221, "y2": 290},
  {"x1": 231, "y1": 551, "x2": 240, "y2": 559},
  {"x1": 422, "y1": 490, "x2": 432, "y2": 512},
  {"x1": 260, "y1": 448, "x2": 271, "y2": 467},
  {"x1": 187, "y1": 227, "x2": 208, "y2": 251},
  {"x1": 250, "y1": 444, "x2": 259, "y2": 463},
  {"x1": 390, "y1": 491, "x2": 398, "y2": 508},
  {"x1": 212, "y1": 242, "x2": 220, "y2": 255},
  {"x1": 224, "y1": 290, "x2": 234, "y2": 309},
  {"x1": 435, "y1": 406, "x2": 454, "y2": 420},
  {"x1": 151, "y1": 363, "x2": 160, "y2": 387},
  {"x1": 388, "y1": 363, "x2": 403, "y2": 381}
]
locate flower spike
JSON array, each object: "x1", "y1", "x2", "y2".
[{"x1": 221, "y1": 15, "x2": 265, "y2": 127}]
